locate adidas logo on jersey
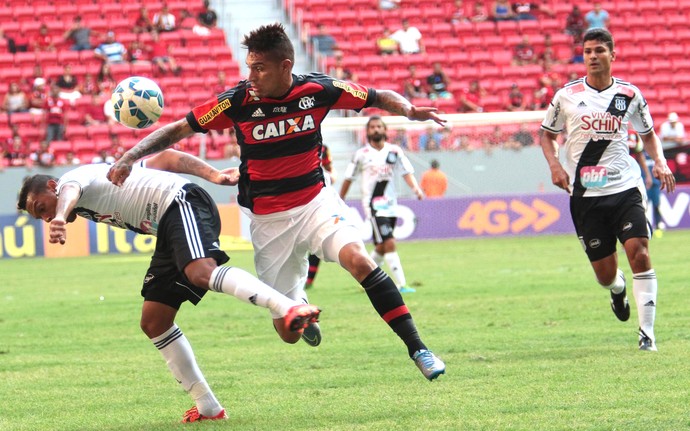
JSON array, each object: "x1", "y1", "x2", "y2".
[
  {"x1": 578, "y1": 101, "x2": 587, "y2": 108},
  {"x1": 252, "y1": 108, "x2": 265, "y2": 118}
]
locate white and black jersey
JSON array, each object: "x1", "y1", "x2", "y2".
[
  {"x1": 57, "y1": 162, "x2": 189, "y2": 235},
  {"x1": 541, "y1": 77, "x2": 654, "y2": 197},
  {"x1": 343, "y1": 142, "x2": 414, "y2": 218}
]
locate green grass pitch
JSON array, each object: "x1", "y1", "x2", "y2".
[{"x1": 1, "y1": 232, "x2": 689, "y2": 431}]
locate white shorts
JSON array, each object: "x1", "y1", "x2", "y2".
[{"x1": 243, "y1": 187, "x2": 363, "y2": 313}]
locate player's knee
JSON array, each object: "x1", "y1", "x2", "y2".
[
  {"x1": 340, "y1": 247, "x2": 376, "y2": 281},
  {"x1": 629, "y1": 247, "x2": 651, "y2": 271},
  {"x1": 140, "y1": 316, "x2": 169, "y2": 338},
  {"x1": 184, "y1": 259, "x2": 216, "y2": 289}
]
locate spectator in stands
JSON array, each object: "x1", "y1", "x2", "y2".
[
  {"x1": 505, "y1": 83, "x2": 526, "y2": 111},
  {"x1": 128, "y1": 39, "x2": 151, "y2": 64},
  {"x1": 153, "y1": 4, "x2": 177, "y2": 32},
  {"x1": 426, "y1": 62, "x2": 453, "y2": 100},
  {"x1": 380, "y1": 0, "x2": 401, "y2": 10},
  {"x1": 4, "y1": 134, "x2": 29, "y2": 167},
  {"x1": 377, "y1": 27, "x2": 399, "y2": 55},
  {"x1": 25, "y1": 64, "x2": 47, "y2": 92},
  {"x1": 91, "y1": 148, "x2": 116, "y2": 164},
  {"x1": 55, "y1": 64, "x2": 81, "y2": 104},
  {"x1": 44, "y1": 85, "x2": 68, "y2": 143},
  {"x1": 532, "y1": 74, "x2": 554, "y2": 110},
  {"x1": 63, "y1": 16, "x2": 92, "y2": 51},
  {"x1": 470, "y1": 2, "x2": 490, "y2": 22},
  {"x1": 33, "y1": 23, "x2": 56, "y2": 52},
  {"x1": 659, "y1": 112, "x2": 686, "y2": 150},
  {"x1": 418, "y1": 126, "x2": 443, "y2": 151},
  {"x1": 309, "y1": 23, "x2": 337, "y2": 57},
  {"x1": 512, "y1": 35, "x2": 537, "y2": 65},
  {"x1": 510, "y1": 123, "x2": 535, "y2": 147},
  {"x1": 449, "y1": 0, "x2": 470, "y2": 25},
  {"x1": 391, "y1": 129, "x2": 409, "y2": 150},
  {"x1": 60, "y1": 151, "x2": 82, "y2": 166},
  {"x1": 3, "y1": 82, "x2": 29, "y2": 113},
  {"x1": 391, "y1": 19, "x2": 424, "y2": 55},
  {"x1": 0, "y1": 27, "x2": 16, "y2": 54},
  {"x1": 29, "y1": 77, "x2": 48, "y2": 116},
  {"x1": 83, "y1": 94, "x2": 110, "y2": 126},
  {"x1": 96, "y1": 63, "x2": 117, "y2": 95},
  {"x1": 150, "y1": 30, "x2": 182, "y2": 76},
  {"x1": 30, "y1": 140, "x2": 56, "y2": 167},
  {"x1": 458, "y1": 79, "x2": 486, "y2": 112},
  {"x1": 565, "y1": 5, "x2": 586, "y2": 43},
  {"x1": 329, "y1": 52, "x2": 357, "y2": 81},
  {"x1": 512, "y1": 2, "x2": 554, "y2": 20},
  {"x1": 420, "y1": 159, "x2": 448, "y2": 197},
  {"x1": 80, "y1": 73, "x2": 99, "y2": 97},
  {"x1": 403, "y1": 65, "x2": 428, "y2": 99},
  {"x1": 570, "y1": 43, "x2": 584, "y2": 64},
  {"x1": 94, "y1": 31, "x2": 127, "y2": 64},
  {"x1": 585, "y1": 2, "x2": 610, "y2": 30},
  {"x1": 133, "y1": 7, "x2": 154, "y2": 34},
  {"x1": 484, "y1": 126, "x2": 506, "y2": 152},
  {"x1": 537, "y1": 35, "x2": 560, "y2": 67},
  {"x1": 197, "y1": 0, "x2": 218, "y2": 28},
  {"x1": 490, "y1": 0, "x2": 516, "y2": 21}
]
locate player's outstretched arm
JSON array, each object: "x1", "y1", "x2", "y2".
[
  {"x1": 372, "y1": 89, "x2": 446, "y2": 126},
  {"x1": 49, "y1": 183, "x2": 81, "y2": 245},
  {"x1": 145, "y1": 149, "x2": 239, "y2": 186},
  {"x1": 107, "y1": 118, "x2": 195, "y2": 186}
]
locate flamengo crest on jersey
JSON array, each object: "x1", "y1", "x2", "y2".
[
  {"x1": 343, "y1": 142, "x2": 414, "y2": 218},
  {"x1": 541, "y1": 77, "x2": 654, "y2": 197}
]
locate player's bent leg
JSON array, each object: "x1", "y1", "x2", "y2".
[
  {"x1": 591, "y1": 254, "x2": 630, "y2": 322},
  {"x1": 185, "y1": 259, "x2": 322, "y2": 343},
  {"x1": 142, "y1": 301, "x2": 225, "y2": 421}
]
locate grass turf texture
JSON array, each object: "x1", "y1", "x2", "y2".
[{"x1": 1, "y1": 232, "x2": 689, "y2": 431}]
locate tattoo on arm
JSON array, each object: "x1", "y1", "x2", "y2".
[
  {"x1": 177, "y1": 155, "x2": 216, "y2": 181},
  {"x1": 125, "y1": 120, "x2": 192, "y2": 162},
  {"x1": 371, "y1": 90, "x2": 411, "y2": 117}
]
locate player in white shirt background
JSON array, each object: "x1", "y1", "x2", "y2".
[
  {"x1": 540, "y1": 28, "x2": 675, "y2": 351},
  {"x1": 340, "y1": 115, "x2": 424, "y2": 294},
  {"x1": 17, "y1": 149, "x2": 320, "y2": 423}
]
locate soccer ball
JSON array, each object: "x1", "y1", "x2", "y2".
[{"x1": 111, "y1": 76, "x2": 164, "y2": 129}]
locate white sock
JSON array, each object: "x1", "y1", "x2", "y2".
[
  {"x1": 384, "y1": 252, "x2": 407, "y2": 288},
  {"x1": 208, "y1": 266, "x2": 296, "y2": 317},
  {"x1": 633, "y1": 269, "x2": 657, "y2": 341},
  {"x1": 370, "y1": 250, "x2": 384, "y2": 267},
  {"x1": 601, "y1": 268, "x2": 626, "y2": 294},
  {"x1": 151, "y1": 325, "x2": 223, "y2": 417}
]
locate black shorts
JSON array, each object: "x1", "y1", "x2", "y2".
[
  {"x1": 370, "y1": 216, "x2": 397, "y2": 245},
  {"x1": 141, "y1": 183, "x2": 230, "y2": 309},
  {"x1": 570, "y1": 186, "x2": 651, "y2": 262}
]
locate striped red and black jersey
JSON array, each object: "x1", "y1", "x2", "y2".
[{"x1": 186, "y1": 73, "x2": 375, "y2": 214}]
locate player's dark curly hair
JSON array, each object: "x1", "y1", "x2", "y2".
[
  {"x1": 17, "y1": 174, "x2": 55, "y2": 211},
  {"x1": 583, "y1": 28, "x2": 614, "y2": 52},
  {"x1": 241, "y1": 23, "x2": 295, "y2": 63}
]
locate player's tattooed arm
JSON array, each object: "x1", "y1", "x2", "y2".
[
  {"x1": 125, "y1": 119, "x2": 195, "y2": 163},
  {"x1": 108, "y1": 119, "x2": 195, "y2": 186},
  {"x1": 146, "y1": 149, "x2": 239, "y2": 186},
  {"x1": 372, "y1": 89, "x2": 446, "y2": 126}
]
